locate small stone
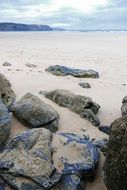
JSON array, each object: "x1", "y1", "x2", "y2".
[
  {"x1": 16, "y1": 69, "x2": 22, "y2": 71},
  {"x1": 3, "y1": 61, "x2": 11, "y2": 66},
  {"x1": 79, "y1": 82, "x2": 91, "y2": 88},
  {"x1": 98, "y1": 125, "x2": 110, "y2": 135},
  {"x1": 39, "y1": 90, "x2": 47, "y2": 95},
  {"x1": 26, "y1": 63, "x2": 36, "y2": 68}
]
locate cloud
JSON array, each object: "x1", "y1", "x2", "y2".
[{"x1": 0, "y1": 0, "x2": 126, "y2": 30}]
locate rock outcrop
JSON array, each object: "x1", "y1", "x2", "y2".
[
  {"x1": 0, "y1": 100, "x2": 12, "y2": 150},
  {"x1": 0, "y1": 128, "x2": 61, "y2": 190},
  {"x1": 104, "y1": 115, "x2": 127, "y2": 190},
  {"x1": 45, "y1": 89, "x2": 100, "y2": 126},
  {"x1": 0, "y1": 73, "x2": 15, "y2": 110},
  {"x1": 12, "y1": 93, "x2": 59, "y2": 132},
  {"x1": 46, "y1": 65, "x2": 99, "y2": 78}
]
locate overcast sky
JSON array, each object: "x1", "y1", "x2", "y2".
[{"x1": 0, "y1": 0, "x2": 127, "y2": 30}]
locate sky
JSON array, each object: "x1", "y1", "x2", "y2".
[{"x1": 0, "y1": 0, "x2": 127, "y2": 30}]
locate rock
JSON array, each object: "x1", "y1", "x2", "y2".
[
  {"x1": 3, "y1": 62, "x2": 11, "y2": 66},
  {"x1": 45, "y1": 89, "x2": 100, "y2": 126},
  {"x1": 38, "y1": 90, "x2": 47, "y2": 95},
  {"x1": 0, "y1": 73, "x2": 15, "y2": 111},
  {"x1": 16, "y1": 69, "x2": 22, "y2": 71},
  {"x1": 104, "y1": 115, "x2": 127, "y2": 190},
  {"x1": 121, "y1": 96, "x2": 127, "y2": 116},
  {"x1": 79, "y1": 82, "x2": 91, "y2": 88},
  {"x1": 12, "y1": 93, "x2": 59, "y2": 132},
  {"x1": 53, "y1": 133, "x2": 100, "y2": 181},
  {"x1": 98, "y1": 125, "x2": 110, "y2": 135},
  {"x1": 46, "y1": 65, "x2": 99, "y2": 78},
  {"x1": 26, "y1": 63, "x2": 36, "y2": 68},
  {"x1": 0, "y1": 128, "x2": 61, "y2": 189},
  {"x1": 52, "y1": 174, "x2": 84, "y2": 190},
  {"x1": 0, "y1": 100, "x2": 12, "y2": 150}
]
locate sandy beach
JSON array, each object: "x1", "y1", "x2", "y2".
[{"x1": 0, "y1": 31, "x2": 127, "y2": 190}]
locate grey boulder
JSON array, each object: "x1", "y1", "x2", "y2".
[
  {"x1": 0, "y1": 128, "x2": 60, "y2": 189},
  {"x1": 12, "y1": 93, "x2": 59, "y2": 132},
  {"x1": 46, "y1": 65, "x2": 99, "y2": 78},
  {"x1": 0, "y1": 73, "x2": 15, "y2": 111},
  {"x1": 0, "y1": 100, "x2": 12, "y2": 150},
  {"x1": 45, "y1": 89, "x2": 100, "y2": 126}
]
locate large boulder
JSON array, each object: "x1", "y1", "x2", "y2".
[
  {"x1": 0, "y1": 128, "x2": 61, "y2": 189},
  {"x1": 46, "y1": 65, "x2": 99, "y2": 78},
  {"x1": 53, "y1": 133, "x2": 100, "y2": 181},
  {"x1": 45, "y1": 89, "x2": 100, "y2": 126},
  {"x1": 104, "y1": 115, "x2": 127, "y2": 190},
  {"x1": 0, "y1": 73, "x2": 15, "y2": 110},
  {"x1": 0, "y1": 100, "x2": 12, "y2": 150},
  {"x1": 12, "y1": 93, "x2": 59, "y2": 132}
]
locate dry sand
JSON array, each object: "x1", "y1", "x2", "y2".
[{"x1": 0, "y1": 31, "x2": 127, "y2": 190}]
